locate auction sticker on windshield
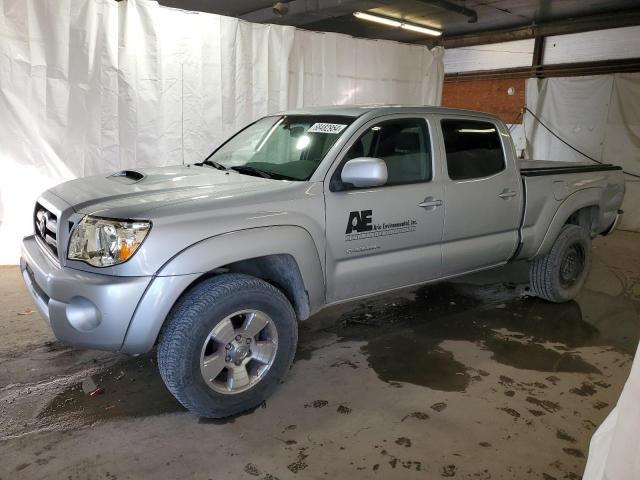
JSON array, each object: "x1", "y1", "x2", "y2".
[{"x1": 308, "y1": 123, "x2": 348, "y2": 134}]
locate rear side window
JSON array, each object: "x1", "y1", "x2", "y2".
[{"x1": 441, "y1": 119, "x2": 505, "y2": 181}]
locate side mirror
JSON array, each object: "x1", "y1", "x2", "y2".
[{"x1": 340, "y1": 157, "x2": 388, "y2": 188}]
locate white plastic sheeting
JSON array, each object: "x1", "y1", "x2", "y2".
[
  {"x1": 443, "y1": 39, "x2": 534, "y2": 74},
  {"x1": 525, "y1": 74, "x2": 640, "y2": 231},
  {"x1": 543, "y1": 26, "x2": 640, "y2": 65},
  {"x1": 583, "y1": 340, "x2": 640, "y2": 480},
  {"x1": 0, "y1": 0, "x2": 444, "y2": 265}
]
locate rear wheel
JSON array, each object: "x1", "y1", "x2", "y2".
[
  {"x1": 157, "y1": 274, "x2": 297, "y2": 418},
  {"x1": 529, "y1": 224, "x2": 592, "y2": 303}
]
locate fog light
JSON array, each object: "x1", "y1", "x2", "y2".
[{"x1": 66, "y1": 296, "x2": 102, "y2": 331}]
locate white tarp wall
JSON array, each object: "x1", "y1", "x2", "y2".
[
  {"x1": 525, "y1": 74, "x2": 640, "y2": 231},
  {"x1": 0, "y1": 0, "x2": 444, "y2": 264}
]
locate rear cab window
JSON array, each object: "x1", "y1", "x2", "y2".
[{"x1": 440, "y1": 119, "x2": 505, "y2": 181}]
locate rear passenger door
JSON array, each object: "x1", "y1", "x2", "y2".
[{"x1": 438, "y1": 117, "x2": 522, "y2": 275}]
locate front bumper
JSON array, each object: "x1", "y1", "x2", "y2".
[{"x1": 20, "y1": 235, "x2": 152, "y2": 351}]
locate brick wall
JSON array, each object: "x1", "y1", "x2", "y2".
[{"x1": 442, "y1": 77, "x2": 526, "y2": 124}]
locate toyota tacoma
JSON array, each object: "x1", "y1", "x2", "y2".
[{"x1": 21, "y1": 106, "x2": 625, "y2": 417}]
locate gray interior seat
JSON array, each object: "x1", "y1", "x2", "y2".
[{"x1": 381, "y1": 131, "x2": 426, "y2": 184}]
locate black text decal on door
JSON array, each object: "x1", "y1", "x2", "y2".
[
  {"x1": 346, "y1": 210, "x2": 373, "y2": 234},
  {"x1": 345, "y1": 209, "x2": 418, "y2": 243}
]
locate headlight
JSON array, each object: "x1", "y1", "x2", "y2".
[{"x1": 68, "y1": 216, "x2": 151, "y2": 267}]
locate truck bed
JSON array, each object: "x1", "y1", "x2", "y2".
[{"x1": 516, "y1": 159, "x2": 625, "y2": 261}]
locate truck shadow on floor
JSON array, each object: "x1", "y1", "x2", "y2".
[
  {"x1": 32, "y1": 279, "x2": 640, "y2": 431},
  {"x1": 38, "y1": 355, "x2": 185, "y2": 423}
]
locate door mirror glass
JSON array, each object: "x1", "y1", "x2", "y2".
[{"x1": 341, "y1": 157, "x2": 388, "y2": 188}]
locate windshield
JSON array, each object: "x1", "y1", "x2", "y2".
[{"x1": 205, "y1": 115, "x2": 355, "y2": 181}]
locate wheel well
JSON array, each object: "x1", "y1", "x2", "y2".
[
  {"x1": 216, "y1": 254, "x2": 310, "y2": 320},
  {"x1": 565, "y1": 205, "x2": 599, "y2": 235},
  {"x1": 154, "y1": 254, "x2": 309, "y2": 349}
]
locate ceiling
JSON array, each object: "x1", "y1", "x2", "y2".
[{"x1": 157, "y1": 0, "x2": 640, "y2": 45}]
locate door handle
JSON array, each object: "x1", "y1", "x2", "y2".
[
  {"x1": 418, "y1": 198, "x2": 443, "y2": 209},
  {"x1": 498, "y1": 190, "x2": 517, "y2": 199}
]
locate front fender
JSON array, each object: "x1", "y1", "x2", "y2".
[{"x1": 120, "y1": 226, "x2": 325, "y2": 354}]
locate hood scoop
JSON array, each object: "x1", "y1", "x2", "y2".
[{"x1": 108, "y1": 170, "x2": 146, "y2": 184}]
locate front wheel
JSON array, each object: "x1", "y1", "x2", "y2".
[
  {"x1": 529, "y1": 224, "x2": 592, "y2": 303},
  {"x1": 157, "y1": 273, "x2": 298, "y2": 418}
]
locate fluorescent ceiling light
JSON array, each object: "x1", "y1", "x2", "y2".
[
  {"x1": 400, "y1": 23, "x2": 442, "y2": 37},
  {"x1": 353, "y1": 12, "x2": 442, "y2": 37},
  {"x1": 354, "y1": 11, "x2": 401, "y2": 27}
]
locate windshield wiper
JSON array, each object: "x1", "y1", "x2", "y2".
[
  {"x1": 230, "y1": 165, "x2": 273, "y2": 179},
  {"x1": 195, "y1": 159, "x2": 228, "y2": 171},
  {"x1": 230, "y1": 165, "x2": 299, "y2": 181}
]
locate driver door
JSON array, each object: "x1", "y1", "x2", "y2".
[{"x1": 324, "y1": 116, "x2": 445, "y2": 302}]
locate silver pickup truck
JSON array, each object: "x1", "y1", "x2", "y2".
[{"x1": 21, "y1": 106, "x2": 625, "y2": 418}]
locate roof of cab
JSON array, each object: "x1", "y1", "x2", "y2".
[{"x1": 272, "y1": 104, "x2": 501, "y2": 121}]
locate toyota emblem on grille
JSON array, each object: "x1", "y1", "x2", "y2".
[{"x1": 36, "y1": 210, "x2": 47, "y2": 237}]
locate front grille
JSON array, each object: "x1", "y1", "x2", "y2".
[{"x1": 34, "y1": 203, "x2": 59, "y2": 258}]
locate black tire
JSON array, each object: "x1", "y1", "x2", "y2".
[
  {"x1": 529, "y1": 224, "x2": 592, "y2": 303},
  {"x1": 157, "y1": 273, "x2": 298, "y2": 418}
]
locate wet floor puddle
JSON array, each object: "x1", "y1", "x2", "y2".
[
  {"x1": 330, "y1": 281, "x2": 639, "y2": 392},
  {"x1": 19, "y1": 278, "x2": 640, "y2": 433}
]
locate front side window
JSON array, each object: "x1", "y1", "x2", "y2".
[
  {"x1": 343, "y1": 118, "x2": 431, "y2": 186},
  {"x1": 206, "y1": 115, "x2": 354, "y2": 181},
  {"x1": 441, "y1": 119, "x2": 505, "y2": 181}
]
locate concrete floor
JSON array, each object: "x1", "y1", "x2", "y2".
[{"x1": 1, "y1": 231, "x2": 639, "y2": 480}]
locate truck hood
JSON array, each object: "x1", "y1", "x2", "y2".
[{"x1": 48, "y1": 165, "x2": 293, "y2": 218}]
